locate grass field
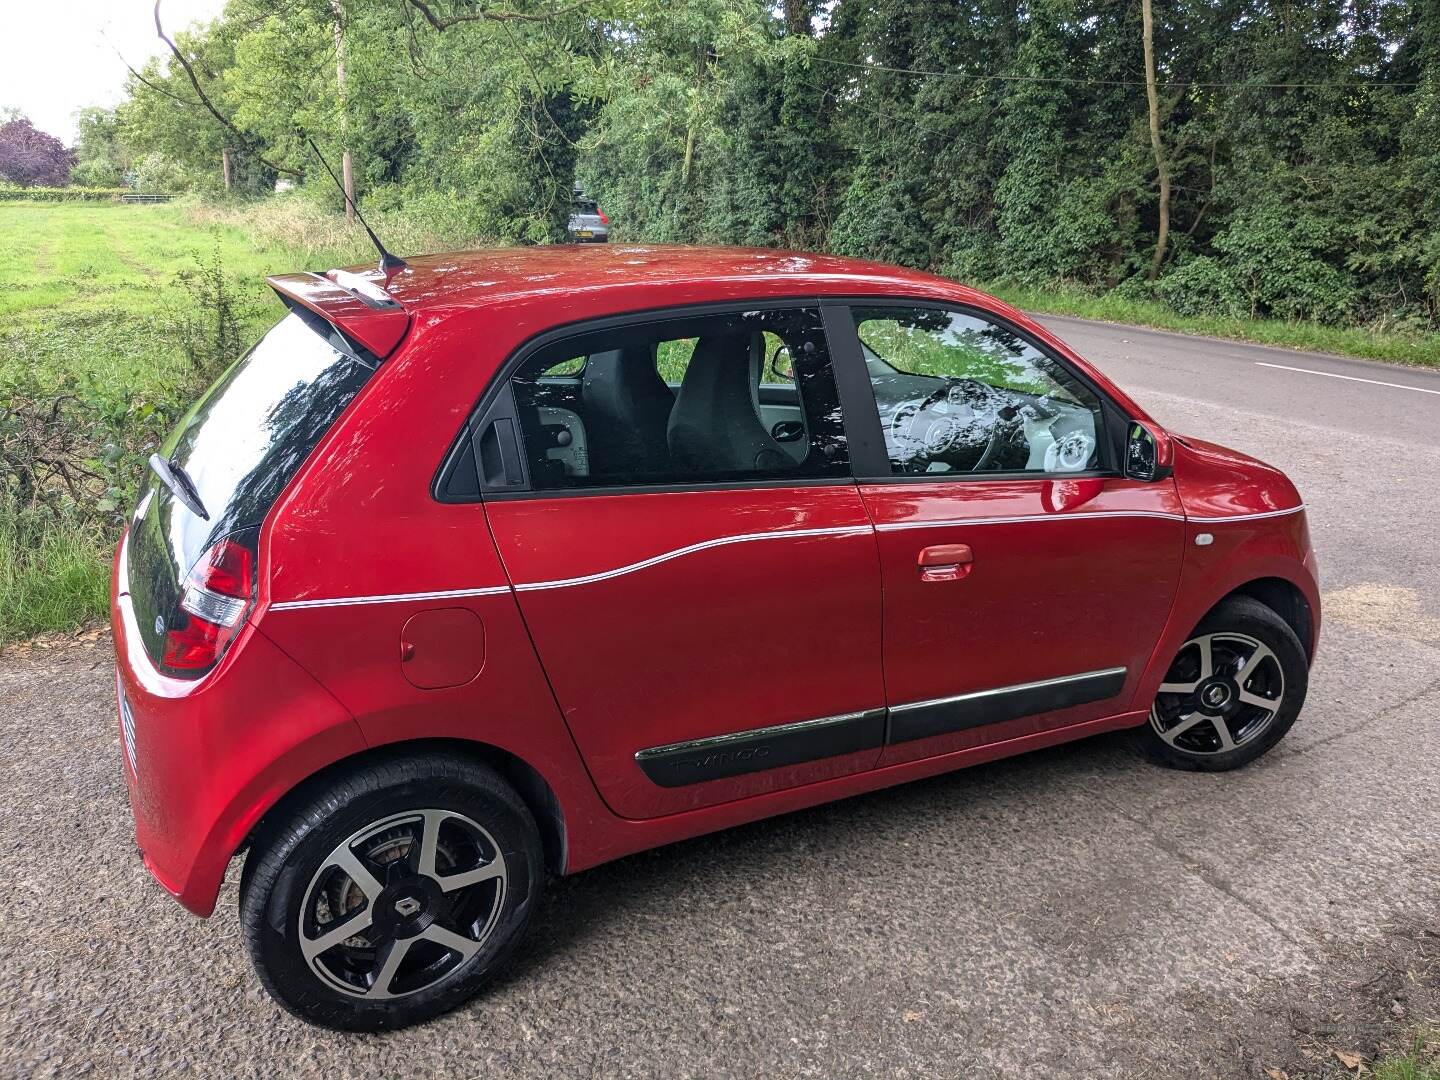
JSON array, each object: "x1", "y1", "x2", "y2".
[
  {"x1": 0, "y1": 201, "x2": 337, "y2": 643},
  {"x1": 0, "y1": 201, "x2": 350, "y2": 396},
  {"x1": 2, "y1": 198, "x2": 1438, "y2": 644}
]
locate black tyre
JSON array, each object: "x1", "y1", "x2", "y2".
[
  {"x1": 240, "y1": 752, "x2": 543, "y2": 1032},
  {"x1": 1136, "y1": 595, "x2": 1308, "y2": 772}
]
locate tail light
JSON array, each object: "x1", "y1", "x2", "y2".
[
  {"x1": 598, "y1": 208, "x2": 609, "y2": 225},
  {"x1": 163, "y1": 534, "x2": 257, "y2": 677}
]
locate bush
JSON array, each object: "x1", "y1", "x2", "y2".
[
  {"x1": 1212, "y1": 199, "x2": 1358, "y2": 324},
  {"x1": 0, "y1": 367, "x2": 165, "y2": 529},
  {"x1": 0, "y1": 185, "x2": 129, "y2": 202},
  {"x1": 1155, "y1": 256, "x2": 1249, "y2": 319},
  {"x1": 168, "y1": 244, "x2": 245, "y2": 381},
  {"x1": 130, "y1": 151, "x2": 190, "y2": 195},
  {"x1": 71, "y1": 159, "x2": 126, "y2": 189}
]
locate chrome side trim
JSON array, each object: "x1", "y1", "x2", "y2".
[
  {"x1": 873, "y1": 504, "x2": 1305, "y2": 532},
  {"x1": 1187, "y1": 504, "x2": 1306, "y2": 523},
  {"x1": 513, "y1": 525, "x2": 873, "y2": 593},
  {"x1": 635, "y1": 707, "x2": 885, "y2": 762},
  {"x1": 266, "y1": 527, "x2": 870, "y2": 609},
  {"x1": 889, "y1": 666, "x2": 1129, "y2": 715},
  {"x1": 873, "y1": 511, "x2": 1184, "y2": 531},
  {"x1": 269, "y1": 585, "x2": 511, "y2": 611},
  {"x1": 264, "y1": 505, "x2": 1303, "y2": 612}
]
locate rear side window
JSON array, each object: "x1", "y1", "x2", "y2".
[
  {"x1": 506, "y1": 307, "x2": 849, "y2": 491},
  {"x1": 127, "y1": 308, "x2": 378, "y2": 668},
  {"x1": 164, "y1": 309, "x2": 377, "y2": 545}
]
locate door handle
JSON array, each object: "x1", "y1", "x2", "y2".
[{"x1": 917, "y1": 543, "x2": 974, "y2": 582}]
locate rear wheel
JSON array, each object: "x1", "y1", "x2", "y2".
[
  {"x1": 240, "y1": 752, "x2": 543, "y2": 1031},
  {"x1": 1138, "y1": 595, "x2": 1308, "y2": 772}
]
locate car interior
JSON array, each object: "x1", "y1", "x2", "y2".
[
  {"x1": 510, "y1": 316, "x2": 834, "y2": 488},
  {"x1": 505, "y1": 306, "x2": 1105, "y2": 491},
  {"x1": 855, "y1": 311, "x2": 1103, "y2": 475}
]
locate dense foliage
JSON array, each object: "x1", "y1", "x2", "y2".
[
  {"x1": 108, "y1": 0, "x2": 1440, "y2": 330},
  {"x1": 0, "y1": 118, "x2": 74, "y2": 187}
]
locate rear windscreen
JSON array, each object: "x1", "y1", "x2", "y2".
[{"x1": 127, "y1": 308, "x2": 379, "y2": 667}]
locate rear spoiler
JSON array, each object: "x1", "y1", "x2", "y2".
[{"x1": 267, "y1": 271, "x2": 410, "y2": 359}]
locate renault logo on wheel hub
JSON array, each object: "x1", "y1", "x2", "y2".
[
  {"x1": 1202, "y1": 683, "x2": 1231, "y2": 709},
  {"x1": 394, "y1": 896, "x2": 422, "y2": 917}
]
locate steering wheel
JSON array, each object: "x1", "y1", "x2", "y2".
[
  {"x1": 971, "y1": 403, "x2": 1023, "y2": 472},
  {"x1": 888, "y1": 378, "x2": 1004, "y2": 473},
  {"x1": 915, "y1": 376, "x2": 997, "y2": 414}
]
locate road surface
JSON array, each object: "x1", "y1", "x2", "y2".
[{"x1": 2, "y1": 319, "x2": 1437, "y2": 1078}]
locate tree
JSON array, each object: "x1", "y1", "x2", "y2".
[
  {"x1": 1141, "y1": 0, "x2": 1170, "y2": 279},
  {"x1": 72, "y1": 106, "x2": 129, "y2": 187},
  {"x1": 0, "y1": 118, "x2": 74, "y2": 187},
  {"x1": 92, "y1": 0, "x2": 1440, "y2": 330}
]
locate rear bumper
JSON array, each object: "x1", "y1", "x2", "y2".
[{"x1": 110, "y1": 534, "x2": 366, "y2": 916}]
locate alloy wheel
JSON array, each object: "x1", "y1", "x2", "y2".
[
  {"x1": 1149, "y1": 632, "x2": 1285, "y2": 756},
  {"x1": 297, "y1": 810, "x2": 507, "y2": 999}
]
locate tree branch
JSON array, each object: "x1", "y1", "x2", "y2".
[
  {"x1": 400, "y1": 0, "x2": 589, "y2": 30},
  {"x1": 153, "y1": 0, "x2": 301, "y2": 176},
  {"x1": 103, "y1": 32, "x2": 203, "y2": 107}
]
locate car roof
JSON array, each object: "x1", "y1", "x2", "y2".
[
  {"x1": 273, "y1": 245, "x2": 980, "y2": 320},
  {"x1": 265, "y1": 243, "x2": 1164, "y2": 439}
]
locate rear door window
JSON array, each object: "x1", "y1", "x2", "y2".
[{"x1": 506, "y1": 307, "x2": 849, "y2": 490}]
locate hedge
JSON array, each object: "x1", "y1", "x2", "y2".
[{"x1": 0, "y1": 187, "x2": 139, "y2": 203}]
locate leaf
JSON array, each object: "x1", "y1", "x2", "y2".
[
  {"x1": 1333, "y1": 1050, "x2": 1363, "y2": 1070},
  {"x1": 1264, "y1": 1069, "x2": 1288, "y2": 1080}
]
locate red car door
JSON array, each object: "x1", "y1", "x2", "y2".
[
  {"x1": 830, "y1": 302, "x2": 1186, "y2": 765},
  {"x1": 480, "y1": 304, "x2": 886, "y2": 820}
]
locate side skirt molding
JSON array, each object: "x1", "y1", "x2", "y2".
[
  {"x1": 636, "y1": 709, "x2": 888, "y2": 788},
  {"x1": 633, "y1": 666, "x2": 1128, "y2": 787},
  {"x1": 887, "y1": 666, "x2": 1128, "y2": 745}
]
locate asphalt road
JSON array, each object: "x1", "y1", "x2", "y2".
[{"x1": 3, "y1": 321, "x2": 1438, "y2": 1079}]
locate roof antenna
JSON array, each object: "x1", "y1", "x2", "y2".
[{"x1": 305, "y1": 137, "x2": 408, "y2": 281}]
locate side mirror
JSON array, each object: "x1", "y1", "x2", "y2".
[
  {"x1": 768, "y1": 344, "x2": 794, "y2": 382},
  {"x1": 1124, "y1": 422, "x2": 1170, "y2": 481}
]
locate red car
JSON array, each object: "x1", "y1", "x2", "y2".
[{"x1": 111, "y1": 246, "x2": 1319, "y2": 1031}]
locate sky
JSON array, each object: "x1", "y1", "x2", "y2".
[{"x1": 0, "y1": 0, "x2": 227, "y2": 144}]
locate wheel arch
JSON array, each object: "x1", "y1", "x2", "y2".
[
  {"x1": 1210, "y1": 576, "x2": 1316, "y2": 660},
  {"x1": 1132, "y1": 555, "x2": 1320, "y2": 714},
  {"x1": 242, "y1": 738, "x2": 568, "y2": 880}
]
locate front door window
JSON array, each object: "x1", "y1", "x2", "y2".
[{"x1": 853, "y1": 306, "x2": 1105, "y2": 476}]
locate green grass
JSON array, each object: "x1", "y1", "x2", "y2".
[
  {"x1": 981, "y1": 280, "x2": 1440, "y2": 369},
  {"x1": 0, "y1": 200, "x2": 329, "y2": 393},
  {"x1": 1374, "y1": 1039, "x2": 1440, "y2": 1080},
  {"x1": 0, "y1": 508, "x2": 111, "y2": 642},
  {"x1": 0, "y1": 200, "x2": 335, "y2": 645}
]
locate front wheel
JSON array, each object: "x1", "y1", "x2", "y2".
[
  {"x1": 1137, "y1": 595, "x2": 1309, "y2": 772},
  {"x1": 239, "y1": 752, "x2": 543, "y2": 1031}
]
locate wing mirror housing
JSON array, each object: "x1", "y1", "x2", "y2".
[
  {"x1": 1124, "y1": 421, "x2": 1173, "y2": 482},
  {"x1": 767, "y1": 344, "x2": 795, "y2": 382}
]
